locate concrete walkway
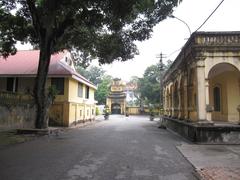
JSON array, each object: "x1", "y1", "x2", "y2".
[{"x1": 177, "y1": 144, "x2": 240, "y2": 180}]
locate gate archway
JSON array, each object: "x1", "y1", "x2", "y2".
[{"x1": 111, "y1": 103, "x2": 121, "y2": 114}]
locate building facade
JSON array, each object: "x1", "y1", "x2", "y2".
[
  {"x1": 163, "y1": 31, "x2": 240, "y2": 124},
  {"x1": 0, "y1": 50, "x2": 97, "y2": 128},
  {"x1": 106, "y1": 78, "x2": 126, "y2": 114}
]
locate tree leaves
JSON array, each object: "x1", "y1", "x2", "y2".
[
  {"x1": 0, "y1": 0, "x2": 180, "y2": 63},
  {"x1": 137, "y1": 60, "x2": 172, "y2": 105}
]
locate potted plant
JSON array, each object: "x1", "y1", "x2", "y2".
[
  {"x1": 103, "y1": 105, "x2": 110, "y2": 120},
  {"x1": 125, "y1": 107, "x2": 129, "y2": 117},
  {"x1": 149, "y1": 105, "x2": 155, "y2": 121}
]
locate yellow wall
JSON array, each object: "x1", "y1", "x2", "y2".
[
  {"x1": 127, "y1": 107, "x2": 139, "y2": 115},
  {"x1": 52, "y1": 78, "x2": 69, "y2": 102},
  {"x1": 67, "y1": 78, "x2": 96, "y2": 125},
  {"x1": 111, "y1": 85, "x2": 124, "y2": 92},
  {"x1": 227, "y1": 72, "x2": 240, "y2": 122},
  {"x1": 209, "y1": 71, "x2": 240, "y2": 122},
  {"x1": 68, "y1": 78, "x2": 95, "y2": 103},
  {"x1": 0, "y1": 76, "x2": 96, "y2": 126}
]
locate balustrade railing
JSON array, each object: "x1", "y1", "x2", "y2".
[
  {"x1": 196, "y1": 33, "x2": 240, "y2": 46},
  {"x1": 0, "y1": 91, "x2": 34, "y2": 106}
]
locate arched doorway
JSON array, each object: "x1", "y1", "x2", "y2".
[
  {"x1": 208, "y1": 63, "x2": 240, "y2": 122},
  {"x1": 111, "y1": 103, "x2": 121, "y2": 114}
]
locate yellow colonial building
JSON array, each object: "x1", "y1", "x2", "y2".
[
  {"x1": 0, "y1": 50, "x2": 96, "y2": 128},
  {"x1": 163, "y1": 31, "x2": 240, "y2": 124},
  {"x1": 162, "y1": 31, "x2": 240, "y2": 143}
]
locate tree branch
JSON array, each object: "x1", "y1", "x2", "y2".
[
  {"x1": 26, "y1": 0, "x2": 41, "y2": 36},
  {"x1": 54, "y1": 15, "x2": 75, "y2": 40}
]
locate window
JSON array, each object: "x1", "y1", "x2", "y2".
[
  {"x1": 80, "y1": 110, "x2": 82, "y2": 117},
  {"x1": 78, "y1": 82, "x2": 83, "y2": 97},
  {"x1": 6, "y1": 77, "x2": 18, "y2": 92},
  {"x1": 85, "y1": 86, "x2": 89, "y2": 99},
  {"x1": 214, "y1": 86, "x2": 221, "y2": 111},
  {"x1": 92, "y1": 109, "x2": 94, "y2": 115},
  {"x1": 51, "y1": 78, "x2": 64, "y2": 95}
]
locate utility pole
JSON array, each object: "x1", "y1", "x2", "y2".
[{"x1": 156, "y1": 52, "x2": 166, "y2": 119}]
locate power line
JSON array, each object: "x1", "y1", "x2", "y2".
[
  {"x1": 195, "y1": 0, "x2": 225, "y2": 32},
  {"x1": 166, "y1": 48, "x2": 182, "y2": 58},
  {"x1": 166, "y1": 0, "x2": 225, "y2": 61}
]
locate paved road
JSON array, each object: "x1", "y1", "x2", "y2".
[{"x1": 0, "y1": 115, "x2": 197, "y2": 180}]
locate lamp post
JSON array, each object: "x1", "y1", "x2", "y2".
[{"x1": 169, "y1": 15, "x2": 191, "y2": 37}]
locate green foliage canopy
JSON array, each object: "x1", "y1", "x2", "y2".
[
  {"x1": 138, "y1": 64, "x2": 160, "y2": 104},
  {"x1": 137, "y1": 60, "x2": 172, "y2": 105},
  {"x1": 1, "y1": 0, "x2": 180, "y2": 62},
  {"x1": 95, "y1": 75, "x2": 112, "y2": 105}
]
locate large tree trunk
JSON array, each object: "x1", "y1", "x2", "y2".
[{"x1": 34, "y1": 38, "x2": 52, "y2": 129}]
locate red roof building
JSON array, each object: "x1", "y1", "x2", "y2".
[
  {"x1": 0, "y1": 50, "x2": 97, "y2": 128},
  {"x1": 0, "y1": 50, "x2": 96, "y2": 89}
]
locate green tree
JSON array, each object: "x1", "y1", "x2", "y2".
[
  {"x1": 76, "y1": 65, "x2": 105, "y2": 85},
  {"x1": 76, "y1": 65, "x2": 111, "y2": 104},
  {"x1": 75, "y1": 66, "x2": 89, "y2": 79},
  {"x1": 137, "y1": 60, "x2": 172, "y2": 106},
  {"x1": 95, "y1": 75, "x2": 112, "y2": 105},
  {"x1": 0, "y1": 0, "x2": 180, "y2": 129},
  {"x1": 85, "y1": 66, "x2": 105, "y2": 85},
  {"x1": 138, "y1": 64, "x2": 160, "y2": 105}
]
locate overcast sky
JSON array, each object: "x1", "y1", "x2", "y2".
[
  {"x1": 99, "y1": 0, "x2": 240, "y2": 81},
  {"x1": 17, "y1": 0, "x2": 240, "y2": 81}
]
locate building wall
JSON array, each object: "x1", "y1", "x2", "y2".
[
  {"x1": 0, "y1": 91, "x2": 36, "y2": 130},
  {"x1": 226, "y1": 72, "x2": 240, "y2": 122},
  {"x1": 163, "y1": 34, "x2": 240, "y2": 123},
  {"x1": 209, "y1": 73, "x2": 228, "y2": 121},
  {"x1": 0, "y1": 78, "x2": 6, "y2": 90},
  {"x1": 67, "y1": 78, "x2": 95, "y2": 126},
  {"x1": 209, "y1": 70, "x2": 240, "y2": 122},
  {"x1": 0, "y1": 105, "x2": 36, "y2": 130},
  {"x1": 0, "y1": 77, "x2": 96, "y2": 127},
  {"x1": 18, "y1": 78, "x2": 35, "y2": 93},
  {"x1": 127, "y1": 107, "x2": 139, "y2": 115}
]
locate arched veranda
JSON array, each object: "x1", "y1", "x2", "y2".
[{"x1": 208, "y1": 63, "x2": 240, "y2": 122}]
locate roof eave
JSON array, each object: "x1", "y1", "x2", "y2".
[{"x1": 72, "y1": 75, "x2": 97, "y2": 90}]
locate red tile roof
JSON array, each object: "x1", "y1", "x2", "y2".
[
  {"x1": 0, "y1": 50, "x2": 96, "y2": 89},
  {"x1": 0, "y1": 50, "x2": 66, "y2": 75}
]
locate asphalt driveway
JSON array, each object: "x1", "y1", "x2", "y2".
[{"x1": 0, "y1": 115, "x2": 197, "y2": 180}]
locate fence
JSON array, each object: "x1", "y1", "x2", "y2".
[{"x1": 0, "y1": 91, "x2": 34, "y2": 107}]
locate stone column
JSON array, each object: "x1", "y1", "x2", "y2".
[
  {"x1": 184, "y1": 77, "x2": 188, "y2": 119},
  {"x1": 196, "y1": 61, "x2": 206, "y2": 121},
  {"x1": 171, "y1": 87, "x2": 174, "y2": 117},
  {"x1": 163, "y1": 88, "x2": 166, "y2": 115},
  {"x1": 205, "y1": 80, "x2": 213, "y2": 122},
  {"x1": 178, "y1": 85, "x2": 181, "y2": 119}
]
